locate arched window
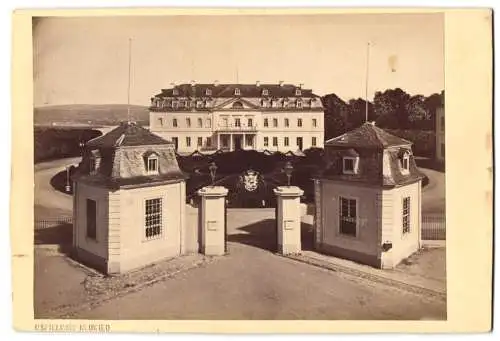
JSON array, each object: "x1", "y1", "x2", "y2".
[{"x1": 232, "y1": 101, "x2": 244, "y2": 109}]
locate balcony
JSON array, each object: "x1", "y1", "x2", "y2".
[{"x1": 216, "y1": 124, "x2": 258, "y2": 132}]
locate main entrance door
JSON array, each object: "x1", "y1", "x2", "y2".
[{"x1": 234, "y1": 135, "x2": 242, "y2": 150}]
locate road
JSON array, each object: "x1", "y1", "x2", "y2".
[
  {"x1": 74, "y1": 242, "x2": 445, "y2": 320},
  {"x1": 34, "y1": 157, "x2": 81, "y2": 220}
]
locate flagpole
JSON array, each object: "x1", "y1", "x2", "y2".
[
  {"x1": 127, "y1": 38, "x2": 132, "y2": 123},
  {"x1": 365, "y1": 42, "x2": 370, "y2": 123}
]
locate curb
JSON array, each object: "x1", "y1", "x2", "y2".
[{"x1": 284, "y1": 254, "x2": 446, "y2": 301}]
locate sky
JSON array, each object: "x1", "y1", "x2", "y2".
[{"x1": 33, "y1": 13, "x2": 444, "y2": 107}]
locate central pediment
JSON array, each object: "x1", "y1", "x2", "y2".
[{"x1": 213, "y1": 97, "x2": 260, "y2": 110}]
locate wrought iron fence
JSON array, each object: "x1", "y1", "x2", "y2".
[
  {"x1": 35, "y1": 217, "x2": 73, "y2": 229},
  {"x1": 421, "y1": 214, "x2": 446, "y2": 240}
]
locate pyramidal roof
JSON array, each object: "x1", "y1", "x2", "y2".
[
  {"x1": 325, "y1": 122, "x2": 412, "y2": 149},
  {"x1": 87, "y1": 122, "x2": 170, "y2": 148}
]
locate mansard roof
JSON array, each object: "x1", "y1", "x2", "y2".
[
  {"x1": 155, "y1": 83, "x2": 321, "y2": 99},
  {"x1": 74, "y1": 122, "x2": 185, "y2": 189},
  {"x1": 325, "y1": 122, "x2": 412, "y2": 149},
  {"x1": 319, "y1": 123, "x2": 424, "y2": 188},
  {"x1": 87, "y1": 121, "x2": 169, "y2": 148}
]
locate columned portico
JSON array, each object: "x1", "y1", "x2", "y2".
[{"x1": 216, "y1": 133, "x2": 256, "y2": 151}]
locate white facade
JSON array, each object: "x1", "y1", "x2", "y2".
[{"x1": 149, "y1": 83, "x2": 325, "y2": 154}]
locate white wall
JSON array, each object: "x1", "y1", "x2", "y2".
[
  {"x1": 319, "y1": 180, "x2": 380, "y2": 258},
  {"x1": 116, "y1": 181, "x2": 186, "y2": 272},
  {"x1": 381, "y1": 181, "x2": 421, "y2": 268},
  {"x1": 74, "y1": 182, "x2": 111, "y2": 260}
]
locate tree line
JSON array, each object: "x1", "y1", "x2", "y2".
[{"x1": 321, "y1": 88, "x2": 444, "y2": 140}]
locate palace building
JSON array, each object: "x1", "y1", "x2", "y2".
[{"x1": 149, "y1": 81, "x2": 324, "y2": 154}]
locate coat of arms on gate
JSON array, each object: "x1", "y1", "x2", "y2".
[{"x1": 240, "y1": 169, "x2": 260, "y2": 192}]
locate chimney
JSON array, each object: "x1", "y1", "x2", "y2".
[
  {"x1": 279, "y1": 80, "x2": 284, "y2": 87},
  {"x1": 214, "y1": 80, "x2": 219, "y2": 87},
  {"x1": 170, "y1": 82, "x2": 176, "y2": 87},
  {"x1": 256, "y1": 80, "x2": 261, "y2": 87},
  {"x1": 190, "y1": 80, "x2": 196, "y2": 87},
  {"x1": 299, "y1": 83, "x2": 304, "y2": 89}
]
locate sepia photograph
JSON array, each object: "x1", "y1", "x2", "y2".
[{"x1": 31, "y1": 12, "x2": 449, "y2": 321}]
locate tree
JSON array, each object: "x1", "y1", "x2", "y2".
[
  {"x1": 406, "y1": 95, "x2": 430, "y2": 129},
  {"x1": 373, "y1": 88, "x2": 411, "y2": 129},
  {"x1": 321, "y1": 94, "x2": 350, "y2": 139},
  {"x1": 347, "y1": 98, "x2": 375, "y2": 129}
]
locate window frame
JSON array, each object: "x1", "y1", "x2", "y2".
[
  {"x1": 172, "y1": 118, "x2": 178, "y2": 127},
  {"x1": 402, "y1": 196, "x2": 411, "y2": 234},
  {"x1": 312, "y1": 136, "x2": 317, "y2": 147},
  {"x1": 247, "y1": 118, "x2": 253, "y2": 127},
  {"x1": 197, "y1": 118, "x2": 203, "y2": 128},
  {"x1": 312, "y1": 118, "x2": 317, "y2": 127},
  {"x1": 186, "y1": 117, "x2": 191, "y2": 127},
  {"x1": 146, "y1": 154, "x2": 159, "y2": 174},
  {"x1": 197, "y1": 137, "x2": 203, "y2": 147},
  {"x1": 284, "y1": 118, "x2": 289, "y2": 127},
  {"x1": 295, "y1": 89, "x2": 302, "y2": 96},
  {"x1": 273, "y1": 118, "x2": 278, "y2": 128},
  {"x1": 401, "y1": 152, "x2": 410, "y2": 173},
  {"x1": 264, "y1": 118, "x2": 269, "y2": 127},
  {"x1": 186, "y1": 136, "x2": 191, "y2": 147},
  {"x1": 338, "y1": 196, "x2": 358, "y2": 237},
  {"x1": 262, "y1": 89, "x2": 269, "y2": 96},
  {"x1": 234, "y1": 88, "x2": 241, "y2": 96},
  {"x1": 272, "y1": 136, "x2": 278, "y2": 147},
  {"x1": 263, "y1": 137, "x2": 269, "y2": 147},
  {"x1": 297, "y1": 118, "x2": 303, "y2": 127},
  {"x1": 284, "y1": 137, "x2": 289, "y2": 147},
  {"x1": 235, "y1": 118, "x2": 241, "y2": 127},
  {"x1": 144, "y1": 197, "x2": 163, "y2": 241},
  {"x1": 342, "y1": 156, "x2": 359, "y2": 174},
  {"x1": 205, "y1": 88, "x2": 212, "y2": 96}
]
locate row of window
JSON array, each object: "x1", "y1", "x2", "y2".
[
  {"x1": 171, "y1": 87, "x2": 304, "y2": 97},
  {"x1": 339, "y1": 196, "x2": 411, "y2": 237},
  {"x1": 89, "y1": 151, "x2": 160, "y2": 175},
  {"x1": 86, "y1": 198, "x2": 163, "y2": 241},
  {"x1": 86, "y1": 195, "x2": 412, "y2": 242},
  {"x1": 341, "y1": 153, "x2": 410, "y2": 175},
  {"x1": 263, "y1": 136, "x2": 317, "y2": 147},
  {"x1": 158, "y1": 117, "x2": 318, "y2": 128}
]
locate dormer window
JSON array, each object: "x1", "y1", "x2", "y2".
[
  {"x1": 89, "y1": 150, "x2": 101, "y2": 175},
  {"x1": 400, "y1": 151, "x2": 410, "y2": 174},
  {"x1": 343, "y1": 156, "x2": 359, "y2": 174},
  {"x1": 262, "y1": 89, "x2": 269, "y2": 96},
  {"x1": 172, "y1": 88, "x2": 179, "y2": 96},
  {"x1": 296, "y1": 99, "x2": 303, "y2": 109},
  {"x1": 295, "y1": 89, "x2": 302, "y2": 96},
  {"x1": 205, "y1": 88, "x2": 212, "y2": 96},
  {"x1": 144, "y1": 152, "x2": 159, "y2": 174},
  {"x1": 234, "y1": 88, "x2": 241, "y2": 96}
]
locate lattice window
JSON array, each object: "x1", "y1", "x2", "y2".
[
  {"x1": 145, "y1": 198, "x2": 162, "y2": 240},
  {"x1": 402, "y1": 197, "x2": 411, "y2": 234}
]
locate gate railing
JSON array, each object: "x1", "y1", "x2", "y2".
[
  {"x1": 35, "y1": 217, "x2": 73, "y2": 229},
  {"x1": 421, "y1": 214, "x2": 446, "y2": 240}
]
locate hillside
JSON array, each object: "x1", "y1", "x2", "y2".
[{"x1": 34, "y1": 104, "x2": 150, "y2": 126}]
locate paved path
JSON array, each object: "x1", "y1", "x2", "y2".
[
  {"x1": 34, "y1": 157, "x2": 80, "y2": 219},
  {"x1": 420, "y1": 168, "x2": 446, "y2": 215},
  {"x1": 74, "y1": 242, "x2": 446, "y2": 320}
]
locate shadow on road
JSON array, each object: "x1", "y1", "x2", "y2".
[
  {"x1": 34, "y1": 221, "x2": 73, "y2": 255},
  {"x1": 227, "y1": 218, "x2": 314, "y2": 252}
]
